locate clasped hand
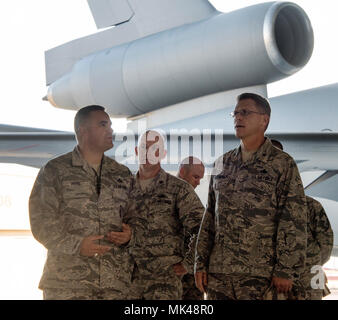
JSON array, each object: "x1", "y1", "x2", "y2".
[{"x1": 80, "y1": 223, "x2": 132, "y2": 257}]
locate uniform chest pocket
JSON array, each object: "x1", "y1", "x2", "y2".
[
  {"x1": 111, "y1": 185, "x2": 129, "y2": 202},
  {"x1": 62, "y1": 181, "x2": 93, "y2": 199},
  {"x1": 151, "y1": 195, "x2": 173, "y2": 211},
  {"x1": 214, "y1": 176, "x2": 233, "y2": 193},
  {"x1": 244, "y1": 174, "x2": 275, "y2": 195},
  {"x1": 147, "y1": 195, "x2": 176, "y2": 229},
  {"x1": 145, "y1": 229, "x2": 165, "y2": 246}
]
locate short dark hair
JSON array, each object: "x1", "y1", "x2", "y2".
[
  {"x1": 74, "y1": 105, "x2": 105, "y2": 133},
  {"x1": 271, "y1": 139, "x2": 284, "y2": 150},
  {"x1": 237, "y1": 93, "x2": 271, "y2": 117}
]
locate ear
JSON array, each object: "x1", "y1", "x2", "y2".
[
  {"x1": 76, "y1": 126, "x2": 86, "y2": 141},
  {"x1": 179, "y1": 166, "x2": 186, "y2": 179},
  {"x1": 262, "y1": 115, "x2": 270, "y2": 130}
]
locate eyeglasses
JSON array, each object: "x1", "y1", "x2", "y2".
[{"x1": 230, "y1": 109, "x2": 266, "y2": 118}]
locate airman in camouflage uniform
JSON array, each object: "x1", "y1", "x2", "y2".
[
  {"x1": 270, "y1": 140, "x2": 334, "y2": 300},
  {"x1": 126, "y1": 131, "x2": 205, "y2": 300},
  {"x1": 177, "y1": 156, "x2": 205, "y2": 300},
  {"x1": 301, "y1": 196, "x2": 333, "y2": 300},
  {"x1": 29, "y1": 106, "x2": 134, "y2": 299},
  {"x1": 195, "y1": 93, "x2": 307, "y2": 300}
]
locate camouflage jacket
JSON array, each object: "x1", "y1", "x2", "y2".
[
  {"x1": 196, "y1": 138, "x2": 307, "y2": 281},
  {"x1": 29, "y1": 146, "x2": 134, "y2": 290},
  {"x1": 126, "y1": 168, "x2": 204, "y2": 278},
  {"x1": 301, "y1": 196, "x2": 333, "y2": 283}
]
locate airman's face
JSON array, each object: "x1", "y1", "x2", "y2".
[
  {"x1": 233, "y1": 99, "x2": 269, "y2": 139},
  {"x1": 180, "y1": 164, "x2": 205, "y2": 189},
  {"x1": 136, "y1": 131, "x2": 166, "y2": 166},
  {"x1": 80, "y1": 111, "x2": 113, "y2": 152}
]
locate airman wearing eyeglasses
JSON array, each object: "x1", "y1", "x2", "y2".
[{"x1": 195, "y1": 93, "x2": 307, "y2": 300}]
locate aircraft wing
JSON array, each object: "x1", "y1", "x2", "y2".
[
  {"x1": 1, "y1": 127, "x2": 337, "y2": 168},
  {"x1": 1, "y1": 124, "x2": 338, "y2": 202},
  {"x1": 0, "y1": 128, "x2": 76, "y2": 168},
  {"x1": 305, "y1": 171, "x2": 338, "y2": 202},
  {"x1": 0, "y1": 124, "x2": 64, "y2": 133}
]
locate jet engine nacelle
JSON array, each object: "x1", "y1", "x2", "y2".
[{"x1": 46, "y1": 1, "x2": 314, "y2": 117}]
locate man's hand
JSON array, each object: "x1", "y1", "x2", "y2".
[
  {"x1": 272, "y1": 276, "x2": 293, "y2": 294},
  {"x1": 173, "y1": 263, "x2": 187, "y2": 276},
  {"x1": 80, "y1": 235, "x2": 111, "y2": 257},
  {"x1": 195, "y1": 271, "x2": 208, "y2": 293},
  {"x1": 106, "y1": 223, "x2": 132, "y2": 245}
]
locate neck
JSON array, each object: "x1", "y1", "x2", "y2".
[
  {"x1": 78, "y1": 145, "x2": 103, "y2": 166},
  {"x1": 138, "y1": 164, "x2": 161, "y2": 180},
  {"x1": 240, "y1": 135, "x2": 266, "y2": 152}
]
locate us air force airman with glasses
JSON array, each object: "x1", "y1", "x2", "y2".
[
  {"x1": 230, "y1": 109, "x2": 266, "y2": 118},
  {"x1": 195, "y1": 92, "x2": 308, "y2": 300}
]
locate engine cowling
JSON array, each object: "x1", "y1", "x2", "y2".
[{"x1": 46, "y1": 1, "x2": 314, "y2": 117}]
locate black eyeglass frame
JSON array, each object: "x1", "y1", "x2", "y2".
[{"x1": 229, "y1": 109, "x2": 266, "y2": 118}]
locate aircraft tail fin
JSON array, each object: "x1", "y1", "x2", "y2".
[
  {"x1": 87, "y1": 0, "x2": 216, "y2": 30},
  {"x1": 87, "y1": 0, "x2": 134, "y2": 29}
]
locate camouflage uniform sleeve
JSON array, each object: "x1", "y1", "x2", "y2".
[
  {"x1": 195, "y1": 175, "x2": 215, "y2": 273},
  {"x1": 122, "y1": 178, "x2": 137, "y2": 248},
  {"x1": 29, "y1": 164, "x2": 83, "y2": 255},
  {"x1": 273, "y1": 158, "x2": 307, "y2": 281},
  {"x1": 309, "y1": 198, "x2": 334, "y2": 265},
  {"x1": 175, "y1": 184, "x2": 205, "y2": 274},
  {"x1": 117, "y1": 168, "x2": 136, "y2": 247}
]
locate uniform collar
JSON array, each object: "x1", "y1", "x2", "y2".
[
  {"x1": 72, "y1": 146, "x2": 86, "y2": 167},
  {"x1": 135, "y1": 167, "x2": 167, "y2": 191},
  {"x1": 72, "y1": 146, "x2": 107, "y2": 176},
  {"x1": 234, "y1": 137, "x2": 273, "y2": 164}
]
